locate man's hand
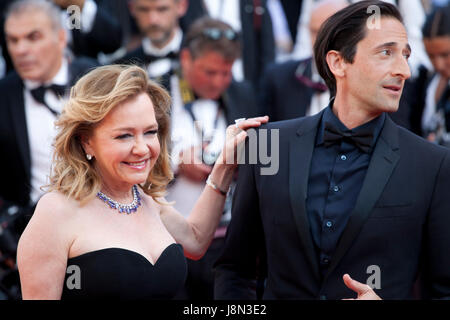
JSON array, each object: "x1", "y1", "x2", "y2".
[{"x1": 342, "y1": 274, "x2": 382, "y2": 300}]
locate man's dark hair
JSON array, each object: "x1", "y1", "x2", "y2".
[
  {"x1": 422, "y1": 4, "x2": 450, "y2": 39},
  {"x1": 182, "y1": 17, "x2": 241, "y2": 61},
  {"x1": 314, "y1": 0, "x2": 403, "y2": 96}
]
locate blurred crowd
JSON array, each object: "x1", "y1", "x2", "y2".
[{"x1": 0, "y1": 0, "x2": 449, "y2": 300}]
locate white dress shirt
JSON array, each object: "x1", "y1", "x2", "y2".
[
  {"x1": 142, "y1": 28, "x2": 183, "y2": 78},
  {"x1": 23, "y1": 60, "x2": 69, "y2": 204},
  {"x1": 267, "y1": 0, "x2": 294, "y2": 62},
  {"x1": 167, "y1": 75, "x2": 227, "y2": 217}
]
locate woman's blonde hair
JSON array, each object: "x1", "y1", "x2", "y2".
[{"x1": 48, "y1": 64, "x2": 173, "y2": 204}]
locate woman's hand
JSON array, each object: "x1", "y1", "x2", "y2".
[{"x1": 215, "y1": 116, "x2": 269, "y2": 168}]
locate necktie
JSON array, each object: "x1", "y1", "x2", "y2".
[
  {"x1": 30, "y1": 84, "x2": 67, "y2": 116},
  {"x1": 323, "y1": 121, "x2": 374, "y2": 153}
]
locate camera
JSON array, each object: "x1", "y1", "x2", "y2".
[{"x1": 202, "y1": 148, "x2": 220, "y2": 166}]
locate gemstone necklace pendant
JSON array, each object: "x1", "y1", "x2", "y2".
[{"x1": 96, "y1": 185, "x2": 142, "y2": 214}]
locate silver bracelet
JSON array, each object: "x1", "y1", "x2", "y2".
[{"x1": 206, "y1": 175, "x2": 229, "y2": 196}]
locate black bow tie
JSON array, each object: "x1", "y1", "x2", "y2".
[
  {"x1": 143, "y1": 51, "x2": 178, "y2": 65},
  {"x1": 323, "y1": 121, "x2": 374, "y2": 153},
  {"x1": 30, "y1": 84, "x2": 67, "y2": 116}
]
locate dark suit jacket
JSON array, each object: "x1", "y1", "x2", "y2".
[
  {"x1": 259, "y1": 58, "x2": 315, "y2": 121},
  {"x1": 115, "y1": 46, "x2": 150, "y2": 65},
  {"x1": 279, "y1": 0, "x2": 302, "y2": 43},
  {"x1": 71, "y1": 3, "x2": 123, "y2": 58},
  {"x1": 214, "y1": 111, "x2": 450, "y2": 299},
  {"x1": 180, "y1": 0, "x2": 275, "y2": 88},
  {"x1": 223, "y1": 80, "x2": 261, "y2": 124},
  {"x1": 0, "y1": 58, "x2": 97, "y2": 207}
]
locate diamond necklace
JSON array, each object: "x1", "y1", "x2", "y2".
[{"x1": 97, "y1": 185, "x2": 142, "y2": 214}]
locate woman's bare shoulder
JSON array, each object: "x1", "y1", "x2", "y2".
[
  {"x1": 17, "y1": 191, "x2": 77, "y2": 299},
  {"x1": 35, "y1": 191, "x2": 80, "y2": 218}
]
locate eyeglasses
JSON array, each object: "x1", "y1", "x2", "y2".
[{"x1": 201, "y1": 28, "x2": 238, "y2": 41}]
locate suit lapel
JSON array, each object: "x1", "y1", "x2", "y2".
[
  {"x1": 68, "y1": 58, "x2": 98, "y2": 86},
  {"x1": 8, "y1": 75, "x2": 31, "y2": 178},
  {"x1": 288, "y1": 111, "x2": 324, "y2": 281},
  {"x1": 324, "y1": 117, "x2": 400, "y2": 281}
]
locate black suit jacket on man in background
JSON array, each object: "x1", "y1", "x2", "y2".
[
  {"x1": 0, "y1": 58, "x2": 97, "y2": 208},
  {"x1": 70, "y1": 3, "x2": 123, "y2": 59},
  {"x1": 259, "y1": 58, "x2": 316, "y2": 121},
  {"x1": 220, "y1": 80, "x2": 260, "y2": 125},
  {"x1": 214, "y1": 108, "x2": 450, "y2": 300}
]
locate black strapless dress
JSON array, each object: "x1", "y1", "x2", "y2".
[{"x1": 61, "y1": 243, "x2": 187, "y2": 300}]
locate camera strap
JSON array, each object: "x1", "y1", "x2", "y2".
[{"x1": 179, "y1": 77, "x2": 223, "y2": 143}]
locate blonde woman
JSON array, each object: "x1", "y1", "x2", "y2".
[{"x1": 17, "y1": 64, "x2": 268, "y2": 299}]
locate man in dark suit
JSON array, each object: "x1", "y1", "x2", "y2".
[
  {"x1": 0, "y1": 0, "x2": 97, "y2": 212},
  {"x1": 214, "y1": 0, "x2": 450, "y2": 300},
  {"x1": 166, "y1": 17, "x2": 259, "y2": 300},
  {"x1": 116, "y1": 0, "x2": 188, "y2": 90}
]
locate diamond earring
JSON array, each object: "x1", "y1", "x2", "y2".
[{"x1": 86, "y1": 154, "x2": 93, "y2": 160}]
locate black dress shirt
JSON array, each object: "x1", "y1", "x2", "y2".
[{"x1": 306, "y1": 104, "x2": 386, "y2": 278}]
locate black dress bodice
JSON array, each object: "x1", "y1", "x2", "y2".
[{"x1": 61, "y1": 243, "x2": 187, "y2": 300}]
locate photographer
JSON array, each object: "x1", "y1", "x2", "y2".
[{"x1": 166, "y1": 17, "x2": 260, "y2": 300}]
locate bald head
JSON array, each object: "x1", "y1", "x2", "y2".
[{"x1": 309, "y1": 0, "x2": 348, "y2": 50}]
